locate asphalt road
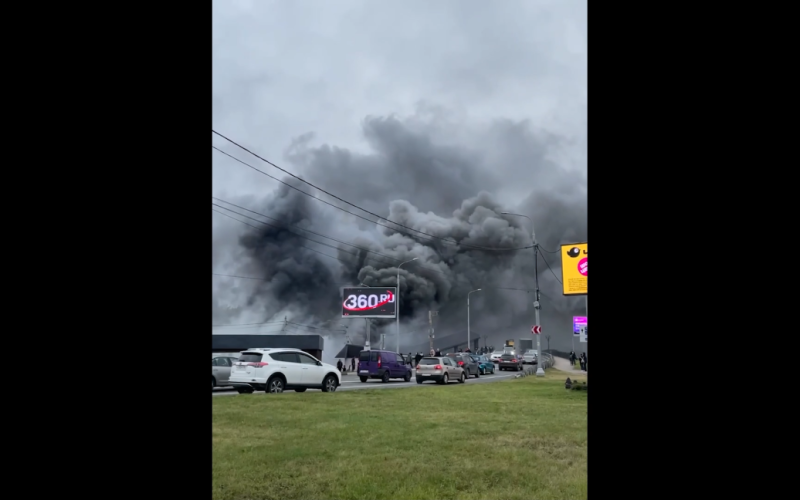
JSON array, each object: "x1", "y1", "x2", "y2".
[{"x1": 212, "y1": 369, "x2": 526, "y2": 397}]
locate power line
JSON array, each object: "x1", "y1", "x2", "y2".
[
  {"x1": 212, "y1": 133, "x2": 532, "y2": 252},
  {"x1": 212, "y1": 146, "x2": 528, "y2": 253},
  {"x1": 213, "y1": 272, "x2": 268, "y2": 281},
  {"x1": 212, "y1": 321, "x2": 284, "y2": 327},
  {"x1": 538, "y1": 251, "x2": 562, "y2": 285},
  {"x1": 212, "y1": 201, "x2": 473, "y2": 285},
  {"x1": 213, "y1": 273, "x2": 355, "y2": 286},
  {"x1": 213, "y1": 197, "x2": 412, "y2": 266},
  {"x1": 215, "y1": 200, "x2": 560, "y2": 293},
  {"x1": 213, "y1": 208, "x2": 343, "y2": 263},
  {"x1": 213, "y1": 202, "x2": 402, "y2": 267}
]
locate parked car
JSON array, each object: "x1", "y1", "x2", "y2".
[
  {"x1": 489, "y1": 351, "x2": 504, "y2": 363},
  {"x1": 522, "y1": 350, "x2": 538, "y2": 365},
  {"x1": 212, "y1": 356, "x2": 238, "y2": 389},
  {"x1": 358, "y1": 349, "x2": 412, "y2": 383},
  {"x1": 415, "y1": 356, "x2": 466, "y2": 384},
  {"x1": 445, "y1": 353, "x2": 480, "y2": 378},
  {"x1": 498, "y1": 353, "x2": 523, "y2": 371},
  {"x1": 229, "y1": 348, "x2": 341, "y2": 393},
  {"x1": 470, "y1": 354, "x2": 496, "y2": 375}
]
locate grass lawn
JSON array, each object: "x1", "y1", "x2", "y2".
[{"x1": 212, "y1": 369, "x2": 587, "y2": 500}]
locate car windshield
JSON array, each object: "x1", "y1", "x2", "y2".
[
  {"x1": 419, "y1": 358, "x2": 440, "y2": 365},
  {"x1": 470, "y1": 356, "x2": 480, "y2": 361},
  {"x1": 501, "y1": 354, "x2": 514, "y2": 360}
]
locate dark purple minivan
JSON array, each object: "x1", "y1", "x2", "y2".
[{"x1": 358, "y1": 350, "x2": 412, "y2": 383}]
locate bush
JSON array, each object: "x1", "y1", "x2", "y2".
[{"x1": 570, "y1": 382, "x2": 588, "y2": 391}]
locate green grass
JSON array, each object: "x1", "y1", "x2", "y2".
[{"x1": 213, "y1": 369, "x2": 587, "y2": 500}]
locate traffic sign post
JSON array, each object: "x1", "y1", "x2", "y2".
[{"x1": 531, "y1": 325, "x2": 541, "y2": 334}]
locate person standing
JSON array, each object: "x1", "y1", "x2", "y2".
[
  {"x1": 336, "y1": 359, "x2": 343, "y2": 372},
  {"x1": 415, "y1": 352, "x2": 423, "y2": 366},
  {"x1": 351, "y1": 357, "x2": 356, "y2": 372},
  {"x1": 581, "y1": 352, "x2": 587, "y2": 371},
  {"x1": 435, "y1": 348, "x2": 442, "y2": 356},
  {"x1": 429, "y1": 348, "x2": 435, "y2": 356}
]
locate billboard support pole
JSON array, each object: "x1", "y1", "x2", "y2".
[{"x1": 365, "y1": 319, "x2": 370, "y2": 349}]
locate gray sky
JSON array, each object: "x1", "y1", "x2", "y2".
[
  {"x1": 213, "y1": 0, "x2": 585, "y2": 199},
  {"x1": 212, "y1": 0, "x2": 587, "y2": 353}
]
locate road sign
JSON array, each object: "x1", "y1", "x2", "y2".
[{"x1": 531, "y1": 325, "x2": 541, "y2": 334}]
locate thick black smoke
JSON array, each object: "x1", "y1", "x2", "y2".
[{"x1": 212, "y1": 109, "x2": 587, "y2": 353}]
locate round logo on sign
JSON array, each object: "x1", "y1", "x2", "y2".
[{"x1": 578, "y1": 258, "x2": 587, "y2": 276}]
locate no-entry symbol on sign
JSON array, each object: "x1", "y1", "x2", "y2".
[{"x1": 531, "y1": 325, "x2": 541, "y2": 334}]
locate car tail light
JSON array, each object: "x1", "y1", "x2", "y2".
[
  {"x1": 377, "y1": 355, "x2": 381, "y2": 368},
  {"x1": 434, "y1": 365, "x2": 443, "y2": 370},
  {"x1": 415, "y1": 365, "x2": 420, "y2": 370},
  {"x1": 248, "y1": 362, "x2": 268, "y2": 367},
  {"x1": 457, "y1": 361, "x2": 464, "y2": 366},
  {"x1": 511, "y1": 359, "x2": 517, "y2": 363}
]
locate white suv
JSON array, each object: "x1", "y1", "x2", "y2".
[{"x1": 229, "y1": 348, "x2": 341, "y2": 394}]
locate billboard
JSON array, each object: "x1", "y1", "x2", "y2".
[
  {"x1": 340, "y1": 287, "x2": 397, "y2": 319},
  {"x1": 579, "y1": 326, "x2": 587, "y2": 343},
  {"x1": 560, "y1": 242, "x2": 587, "y2": 295},
  {"x1": 573, "y1": 316, "x2": 587, "y2": 336}
]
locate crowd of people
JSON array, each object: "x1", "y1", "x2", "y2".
[
  {"x1": 336, "y1": 358, "x2": 356, "y2": 374},
  {"x1": 569, "y1": 351, "x2": 588, "y2": 371}
]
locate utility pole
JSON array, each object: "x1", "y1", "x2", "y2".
[
  {"x1": 380, "y1": 333, "x2": 385, "y2": 350},
  {"x1": 533, "y1": 243, "x2": 544, "y2": 376},
  {"x1": 280, "y1": 316, "x2": 288, "y2": 333},
  {"x1": 545, "y1": 334, "x2": 551, "y2": 353},
  {"x1": 364, "y1": 319, "x2": 371, "y2": 349},
  {"x1": 501, "y1": 212, "x2": 544, "y2": 376},
  {"x1": 429, "y1": 310, "x2": 437, "y2": 353}
]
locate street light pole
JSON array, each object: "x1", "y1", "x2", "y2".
[
  {"x1": 467, "y1": 289, "x2": 482, "y2": 351},
  {"x1": 396, "y1": 258, "x2": 418, "y2": 353},
  {"x1": 358, "y1": 283, "x2": 370, "y2": 348},
  {"x1": 501, "y1": 212, "x2": 545, "y2": 376}
]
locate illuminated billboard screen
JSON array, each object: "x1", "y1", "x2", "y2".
[{"x1": 340, "y1": 287, "x2": 397, "y2": 319}]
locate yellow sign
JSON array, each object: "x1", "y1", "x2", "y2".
[{"x1": 560, "y1": 242, "x2": 587, "y2": 295}]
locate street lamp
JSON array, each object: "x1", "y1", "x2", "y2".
[
  {"x1": 501, "y1": 211, "x2": 545, "y2": 377},
  {"x1": 467, "y1": 289, "x2": 481, "y2": 351},
  {"x1": 396, "y1": 257, "x2": 418, "y2": 352}
]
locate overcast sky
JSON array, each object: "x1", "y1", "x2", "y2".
[
  {"x1": 212, "y1": 0, "x2": 587, "y2": 351},
  {"x1": 212, "y1": 0, "x2": 586, "y2": 203}
]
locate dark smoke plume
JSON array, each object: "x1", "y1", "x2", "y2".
[{"x1": 212, "y1": 108, "x2": 586, "y2": 356}]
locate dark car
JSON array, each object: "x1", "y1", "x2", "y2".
[
  {"x1": 469, "y1": 354, "x2": 496, "y2": 375},
  {"x1": 358, "y1": 349, "x2": 412, "y2": 383},
  {"x1": 498, "y1": 353, "x2": 523, "y2": 371},
  {"x1": 446, "y1": 353, "x2": 480, "y2": 378}
]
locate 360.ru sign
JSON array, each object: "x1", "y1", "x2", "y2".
[{"x1": 340, "y1": 287, "x2": 397, "y2": 319}]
